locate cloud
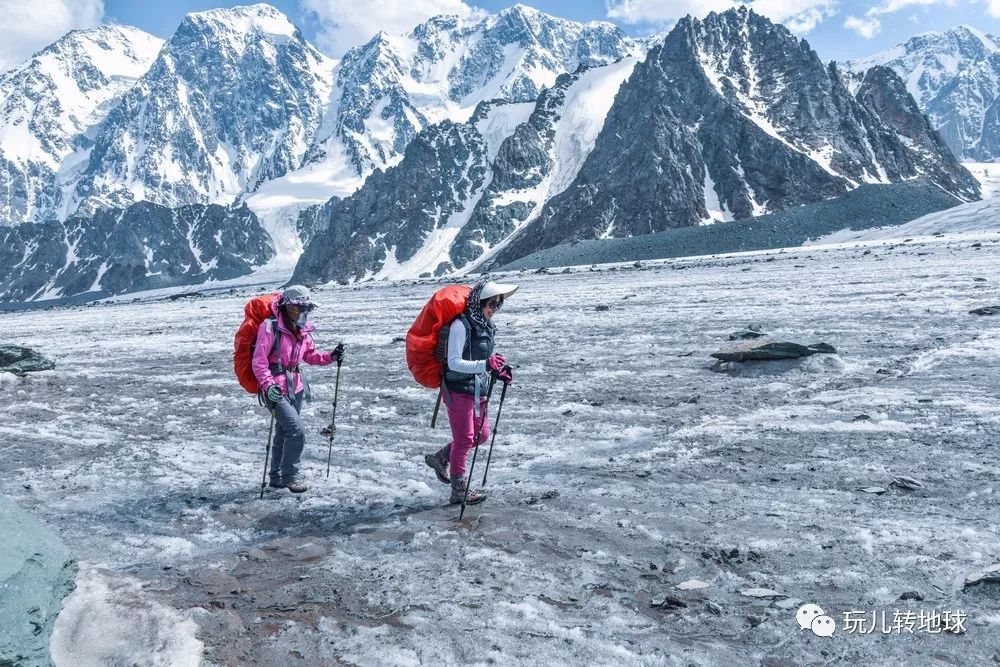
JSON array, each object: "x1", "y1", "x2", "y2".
[
  {"x1": 0, "y1": 0, "x2": 104, "y2": 71},
  {"x1": 605, "y1": 0, "x2": 838, "y2": 34},
  {"x1": 866, "y1": 0, "x2": 948, "y2": 16},
  {"x1": 301, "y1": 0, "x2": 485, "y2": 57},
  {"x1": 843, "y1": 0, "x2": 952, "y2": 37},
  {"x1": 753, "y1": 0, "x2": 838, "y2": 30},
  {"x1": 844, "y1": 14, "x2": 882, "y2": 37},
  {"x1": 606, "y1": 0, "x2": 736, "y2": 24},
  {"x1": 989, "y1": 0, "x2": 1000, "y2": 17}
]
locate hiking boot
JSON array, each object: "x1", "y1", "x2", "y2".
[
  {"x1": 424, "y1": 445, "x2": 451, "y2": 484},
  {"x1": 284, "y1": 477, "x2": 308, "y2": 494},
  {"x1": 450, "y1": 477, "x2": 486, "y2": 505},
  {"x1": 268, "y1": 475, "x2": 285, "y2": 489}
]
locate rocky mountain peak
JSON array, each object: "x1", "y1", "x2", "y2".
[
  {"x1": 850, "y1": 24, "x2": 1000, "y2": 106},
  {"x1": 907, "y1": 25, "x2": 998, "y2": 60},
  {"x1": 0, "y1": 24, "x2": 163, "y2": 224},
  {"x1": 292, "y1": 5, "x2": 642, "y2": 209},
  {"x1": 484, "y1": 7, "x2": 979, "y2": 268},
  {"x1": 847, "y1": 24, "x2": 1000, "y2": 158},
  {"x1": 69, "y1": 4, "x2": 334, "y2": 217},
  {"x1": 179, "y1": 3, "x2": 301, "y2": 47}
]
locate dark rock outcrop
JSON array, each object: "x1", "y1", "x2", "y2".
[
  {"x1": 0, "y1": 346, "x2": 56, "y2": 375},
  {"x1": 711, "y1": 340, "x2": 837, "y2": 362},
  {"x1": 0, "y1": 201, "x2": 272, "y2": 302},
  {"x1": 856, "y1": 66, "x2": 979, "y2": 201}
]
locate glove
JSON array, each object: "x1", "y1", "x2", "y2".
[
  {"x1": 331, "y1": 343, "x2": 345, "y2": 363},
  {"x1": 486, "y1": 354, "x2": 507, "y2": 373},
  {"x1": 487, "y1": 354, "x2": 512, "y2": 385},
  {"x1": 266, "y1": 385, "x2": 283, "y2": 403}
]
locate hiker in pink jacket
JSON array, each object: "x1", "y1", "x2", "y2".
[{"x1": 253, "y1": 285, "x2": 343, "y2": 493}]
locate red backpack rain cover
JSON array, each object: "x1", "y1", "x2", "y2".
[
  {"x1": 406, "y1": 285, "x2": 471, "y2": 389},
  {"x1": 233, "y1": 292, "x2": 281, "y2": 393}
]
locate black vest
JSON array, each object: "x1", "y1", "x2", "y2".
[{"x1": 444, "y1": 313, "x2": 495, "y2": 395}]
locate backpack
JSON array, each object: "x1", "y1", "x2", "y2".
[
  {"x1": 406, "y1": 285, "x2": 471, "y2": 389},
  {"x1": 233, "y1": 292, "x2": 282, "y2": 394}
]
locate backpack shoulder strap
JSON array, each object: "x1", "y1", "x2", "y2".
[{"x1": 270, "y1": 318, "x2": 283, "y2": 372}]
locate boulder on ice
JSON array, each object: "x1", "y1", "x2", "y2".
[
  {"x1": 0, "y1": 346, "x2": 55, "y2": 376},
  {"x1": 710, "y1": 340, "x2": 837, "y2": 362}
]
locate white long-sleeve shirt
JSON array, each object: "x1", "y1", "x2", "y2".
[{"x1": 447, "y1": 317, "x2": 488, "y2": 375}]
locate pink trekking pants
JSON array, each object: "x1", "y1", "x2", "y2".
[{"x1": 445, "y1": 392, "x2": 491, "y2": 480}]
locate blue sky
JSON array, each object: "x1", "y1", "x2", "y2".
[{"x1": 4, "y1": 0, "x2": 1000, "y2": 71}]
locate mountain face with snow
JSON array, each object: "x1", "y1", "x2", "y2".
[
  {"x1": 68, "y1": 4, "x2": 334, "y2": 219},
  {"x1": 294, "y1": 100, "x2": 533, "y2": 284},
  {"x1": 253, "y1": 4, "x2": 641, "y2": 230},
  {"x1": 0, "y1": 25, "x2": 163, "y2": 225},
  {"x1": 0, "y1": 202, "x2": 271, "y2": 302},
  {"x1": 489, "y1": 8, "x2": 979, "y2": 267},
  {"x1": 293, "y1": 59, "x2": 636, "y2": 284},
  {"x1": 296, "y1": 7, "x2": 978, "y2": 284},
  {"x1": 0, "y1": 4, "x2": 986, "y2": 301},
  {"x1": 846, "y1": 26, "x2": 1000, "y2": 159},
  {"x1": 0, "y1": 4, "x2": 645, "y2": 301}
]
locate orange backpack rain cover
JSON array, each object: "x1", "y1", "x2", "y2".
[
  {"x1": 233, "y1": 292, "x2": 281, "y2": 393},
  {"x1": 406, "y1": 284, "x2": 471, "y2": 389}
]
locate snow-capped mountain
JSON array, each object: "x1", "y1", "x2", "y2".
[
  {"x1": 311, "y1": 4, "x2": 638, "y2": 180},
  {"x1": 0, "y1": 25, "x2": 163, "y2": 225},
  {"x1": 0, "y1": 202, "x2": 271, "y2": 302},
  {"x1": 294, "y1": 7, "x2": 978, "y2": 283},
  {"x1": 0, "y1": 4, "x2": 646, "y2": 301},
  {"x1": 490, "y1": 8, "x2": 978, "y2": 267},
  {"x1": 293, "y1": 58, "x2": 637, "y2": 284},
  {"x1": 248, "y1": 4, "x2": 641, "y2": 253},
  {"x1": 70, "y1": 4, "x2": 335, "y2": 220},
  {"x1": 846, "y1": 26, "x2": 1000, "y2": 159},
  {"x1": 0, "y1": 4, "x2": 986, "y2": 301}
]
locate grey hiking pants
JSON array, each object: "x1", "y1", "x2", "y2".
[{"x1": 269, "y1": 391, "x2": 305, "y2": 481}]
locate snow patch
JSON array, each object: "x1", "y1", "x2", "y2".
[
  {"x1": 475, "y1": 102, "x2": 535, "y2": 161},
  {"x1": 807, "y1": 196, "x2": 1000, "y2": 245},
  {"x1": 50, "y1": 565, "x2": 203, "y2": 667}
]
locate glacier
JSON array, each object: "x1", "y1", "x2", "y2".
[{"x1": 2, "y1": 228, "x2": 999, "y2": 664}]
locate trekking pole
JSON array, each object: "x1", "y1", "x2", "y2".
[
  {"x1": 430, "y1": 388, "x2": 443, "y2": 428},
  {"x1": 259, "y1": 409, "x2": 276, "y2": 499},
  {"x1": 480, "y1": 379, "x2": 509, "y2": 488},
  {"x1": 460, "y1": 374, "x2": 496, "y2": 520},
  {"x1": 325, "y1": 354, "x2": 343, "y2": 478}
]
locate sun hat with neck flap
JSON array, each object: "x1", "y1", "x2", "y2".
[{"x1": 479, "y1": 281, "x2": 518, "y2": 302}]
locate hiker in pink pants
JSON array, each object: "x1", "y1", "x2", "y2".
[
  {"x1": 445, "y1": 392, "x2": 491, "y2": 485},
  {"x1": 424, "y1": 279, "x2": 517, "y2": 504}
]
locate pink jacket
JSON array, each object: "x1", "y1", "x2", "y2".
[{"x1": 251, "y1": 299, "x2": 334, "y2": 396}]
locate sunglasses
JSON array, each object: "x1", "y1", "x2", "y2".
[
  {"x1": 284, "y1": 302, "x2": 315, "y2": 313},
  {"x1": 484, "y1": 296, "x2": 504, "y2": 310}
]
